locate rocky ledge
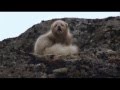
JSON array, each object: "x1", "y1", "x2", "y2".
[{"x1": 0, "y1": 16, "x2": 120, "y2": 78}]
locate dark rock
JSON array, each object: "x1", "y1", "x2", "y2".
[{"x1": 0, "y1": 16, "x2": 120, "y2": 78}]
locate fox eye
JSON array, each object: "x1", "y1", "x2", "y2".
[
  {"x1": 61, "y1": 24, "x2": 64, "y2": 26},
  {"x1": 54, "y1": 24, "x2": 57, "y2": 27}
]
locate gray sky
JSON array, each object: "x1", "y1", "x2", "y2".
[{"x1": 0, "y1": 12, "x2": 120, "y2": 41}]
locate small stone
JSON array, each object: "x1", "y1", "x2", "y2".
[
  {"x1": 35, "y1": 72, "x2": 47, "y2": 78},
  {"x1": 40, "y1": 73, "x2": 47, "y2": 78},
  {"x1": 106, "y1": 49, "x2": 116, "y2": 54},
  {"x1": 34, "y1": 63, "x2": 46, "y2": 72},
  {"x1": 48, "y1": 74, "x2": 56, "y2": 78},
  {"x1": 53, "y1": 67, "x2": 68, "y2": 74}
]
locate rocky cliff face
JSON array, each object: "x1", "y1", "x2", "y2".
[{"x1": 0, "y1": 17, "x2": 120, "y2": 78}]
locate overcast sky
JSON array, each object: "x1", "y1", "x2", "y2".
[{"x1": 0, "y1": 12, "x2": 120, "y2": 41}]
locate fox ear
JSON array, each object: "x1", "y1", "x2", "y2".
[
  {"x1": 50, "y1": 22, "x2": 54, "y2": 30},
  {"x1": 65, "y1": 23, "x2": 68, "y2": 28}
]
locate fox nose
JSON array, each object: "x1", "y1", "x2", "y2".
[
  {"x1": 58, "y1": 26, "x2": 61, "y2": 29},
  {"x1": 58, "y1": 26, "x2": 61, "y2": 30}
]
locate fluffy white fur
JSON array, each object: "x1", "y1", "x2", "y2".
[
  {"x1": 44, "y1": 44, "x2": 78, "y2": 56},
  {"x1": 34, "y1": 20, "x2": 78, "y2": 56}
]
